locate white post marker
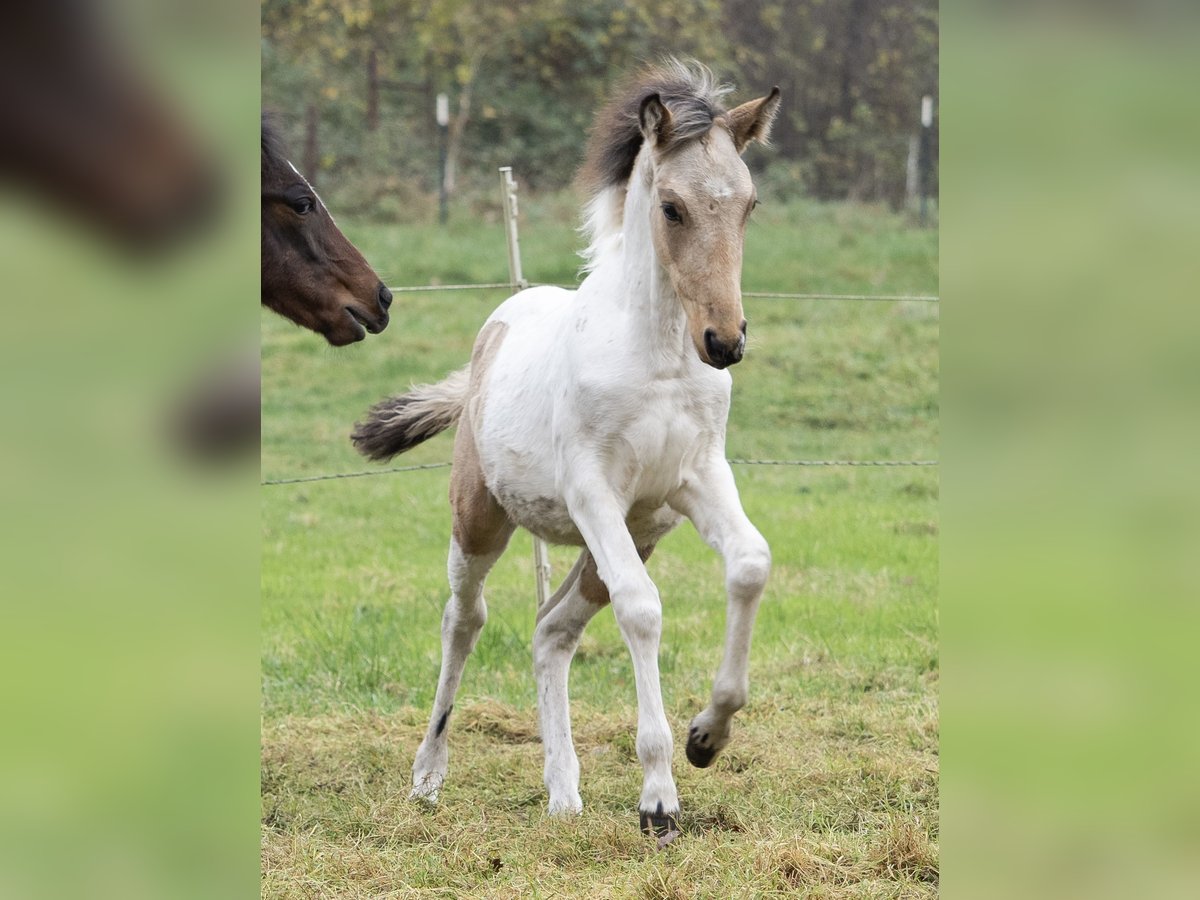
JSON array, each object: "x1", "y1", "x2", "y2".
[
  {"x1": 918, "y1": 95, "x2": 934, "y2": 226},
  {"x1": 498, "y1": 167, "x2": 552, "y2": 608},
  {"x1": 437, "y1": 94, "x2": 450, "y2": 224}
]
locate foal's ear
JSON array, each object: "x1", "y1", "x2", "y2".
[
  {"x1": 639, "y1": 93, "x2": 673, "y2": 148},
  {"x1": 728, "y1": 86, "x2": 782, "y2": 153}
]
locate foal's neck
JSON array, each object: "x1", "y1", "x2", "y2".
[{"x1": 609, "y1": 168, "x2": 690, "y2": 368}]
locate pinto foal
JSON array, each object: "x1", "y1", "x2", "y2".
[{"x1": 354, "y1": 62, "x2": 780, "y2": 836}]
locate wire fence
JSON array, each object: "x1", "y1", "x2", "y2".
[
  {"x1": 261, "y1": 457, "x2": 938, "y2": 487},
  {"x1": 262, "y1": 281, "x2": 938, "y2": 488},
  {"x1": 384, "y1": 281, "x2": 940, "y2": 304}
]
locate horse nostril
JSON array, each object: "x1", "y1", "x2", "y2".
[
  {"x1": 740, "y1": 319, "x2": 747, "y2": 336},
  {"x1": 377, "y1": 283, "x2": 393, "y2": 311},
  {"x1": 703, "y1": 328, "x2": 743, "y2": 368}
]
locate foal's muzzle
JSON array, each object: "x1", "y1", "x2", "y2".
[{"x1": 702, "y1": 322, "x2": 747, "y2": 369}]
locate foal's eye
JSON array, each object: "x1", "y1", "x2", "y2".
[
  {"x1": 289, "y1": 196, "x2": 315, "y2": 215},
  {"x1": 661, "y1": 203, "x2": 682, "y2": 223}
]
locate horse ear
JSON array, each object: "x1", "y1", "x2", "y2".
[
  {"x1": 728, "y1": 86, "x2": 781, "y2": 153},
  {"x1": 638, "y1": 93, "x2": 673, "y2": 147}
]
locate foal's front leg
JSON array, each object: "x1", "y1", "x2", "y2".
[
  {"x1": 671, "y1": 458, "x2": 771, "y2": 768},
  {"x1": 565, "y1": 485, "x2": 679, "y2": 835}
]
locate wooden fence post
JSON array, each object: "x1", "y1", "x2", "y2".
[{"x1": 498, "y1": 167, "x2": 552, "y2": 608}]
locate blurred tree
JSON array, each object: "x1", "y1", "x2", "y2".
[
  {"x1": 724, "y1": 0, "x2": 938, "y2": 205},
  {"x1": 261, "y1": 0, "x2": 937, "y2": 219}
]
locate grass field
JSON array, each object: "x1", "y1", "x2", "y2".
[{"x1": 261, "y1": 195, "x2": 939, "y2": 898}]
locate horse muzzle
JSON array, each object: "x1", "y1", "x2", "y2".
[
  {"x1": 701, "y1": 323, "x2": 747, "y2": 369},
  {"x1": 345, "y1": 304, "x2": 389, "y2": 336}
]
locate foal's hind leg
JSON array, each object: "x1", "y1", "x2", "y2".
[
  {"x1": 671, "y1": 458, "x2": 771, "y2": 769},
  {"x1": 410, "y1": 532, "x2": 511, "y2": 801},
  {"x1": 533, "y1": 546, "x2": 655, "y2": 815},
  {"x1": 411, "y1": 431, "x2": 514, "y2": 802},
  {"x1": 532, "y1": 552, "x2": 596, "y2": 815}
]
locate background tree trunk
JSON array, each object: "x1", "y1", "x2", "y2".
[
  {"x1": 366, "y1": 49, "x2": 379, "y2": 132},
  {"x1": 303, "y1": 102, "x2": 319, "y2": 185}
]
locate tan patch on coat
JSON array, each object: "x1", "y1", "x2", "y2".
[
  {"x1": 450, "y1": 321, "x2": 513, "y2": 556},
  {"x1": 578, "y1": 544, "x2": 657, "y2": 607}
]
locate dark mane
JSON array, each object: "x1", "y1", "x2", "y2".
[{"x1": 578, "y1": 60, "x2": 733, "y2": 196}]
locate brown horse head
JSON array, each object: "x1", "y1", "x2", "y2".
[
  {"x1": 0, "y1": 3, "x2": 220, "y2": 250},
  {"x1": 261, "y1": 118, "x2": 390, "y2": 346}
]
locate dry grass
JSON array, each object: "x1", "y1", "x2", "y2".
[{"x1": 262, "y1": 694, "x2": 937, "y2": 899}]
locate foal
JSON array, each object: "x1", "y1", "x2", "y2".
[{"x1": 353, "y1": 62, "x2": 779, "y2": 836}]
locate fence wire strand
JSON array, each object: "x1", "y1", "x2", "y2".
[
  {"x1": 727, "y1": 458, "x2": 938, "y2": 467},
  {"x1": 385, "y1": 282, "x2": 939, "y2": 303},
  {"x1": 742, "y1": 291, "x2": 937, "y2": 302},
  {"x1": 261, "y1": 458, "x2": 936, "y2": 487},
  {"x1": 386, "y1": 282, "x2": 513, "y2": 293},
  {"x1": 261, "y1": 462, "x2": 452, "y2": 486}
]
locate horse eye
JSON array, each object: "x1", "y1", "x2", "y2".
[
  {"x1": 290, "y1": 196, "x2": 315, "y2": 215},
  {"x1": 661, "y1": 203, "x2": 681, "y2": 223}
]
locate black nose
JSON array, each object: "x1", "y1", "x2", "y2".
[
  {"x1": 377, "y1": 283, "x2": 393, "y2": 311},
  {"x1": 703, "y1": 327, "x2": 746, "y2": 369}
]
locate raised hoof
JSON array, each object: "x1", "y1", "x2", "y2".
[
  {"x1": 685, "y1": 726, "x2": 719, "y2": 769},
  {"x1": 639, "y1": 807, "x2": 680, "y2": 840}
]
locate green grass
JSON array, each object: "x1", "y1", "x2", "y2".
[{"x1": 262, "y1": 196, "x2": 938, "y2": 898}]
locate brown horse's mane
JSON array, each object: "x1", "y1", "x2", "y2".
[{"x1": 577, "y1": 59, "x2": 733, "y2": 198}]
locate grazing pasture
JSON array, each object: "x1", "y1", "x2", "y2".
[{"x1": 261, "y1": 195, "x2": 938, "y2": 898}]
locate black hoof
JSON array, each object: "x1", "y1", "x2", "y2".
[
  {"x1": 685, "y1": 727, "x2": 718, "y2": 768},
  {"x1": 639, "y1": 804, "x2": 680, "y2": 839}
]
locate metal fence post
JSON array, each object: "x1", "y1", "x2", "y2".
[{"x1": 498, "y1": 167, "x2": 553, "y2": 609}]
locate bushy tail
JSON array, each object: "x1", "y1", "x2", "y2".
[{"x1": 351, "y1": 367, "x2": 469, "y2": 461}]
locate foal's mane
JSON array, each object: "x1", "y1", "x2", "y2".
[
  {"x1": 577, "y1": 59, "x2": 734, "y2": 270},
  {"x1": 579, "y1": 59, "x2": 732, "y2": 195}
]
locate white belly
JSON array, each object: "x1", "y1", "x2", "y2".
[{"x1": 493, "y1": 486, "x2": 683, "y2": 549}]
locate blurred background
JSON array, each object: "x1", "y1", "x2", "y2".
[
  {"x1": 261, "y1": 0, "x2": 938, "y2": 223},
  {"x1": 1, "y1": 3, "x2": 257, "y2": 899}
]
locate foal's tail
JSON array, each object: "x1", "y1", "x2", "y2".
[{"x1": 351, "y1": 367, "x2": 469, "y2": 461}]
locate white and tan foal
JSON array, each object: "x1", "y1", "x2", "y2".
[{"x1": 353, "y1": 62, "x2": 780, "y2": 838}]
